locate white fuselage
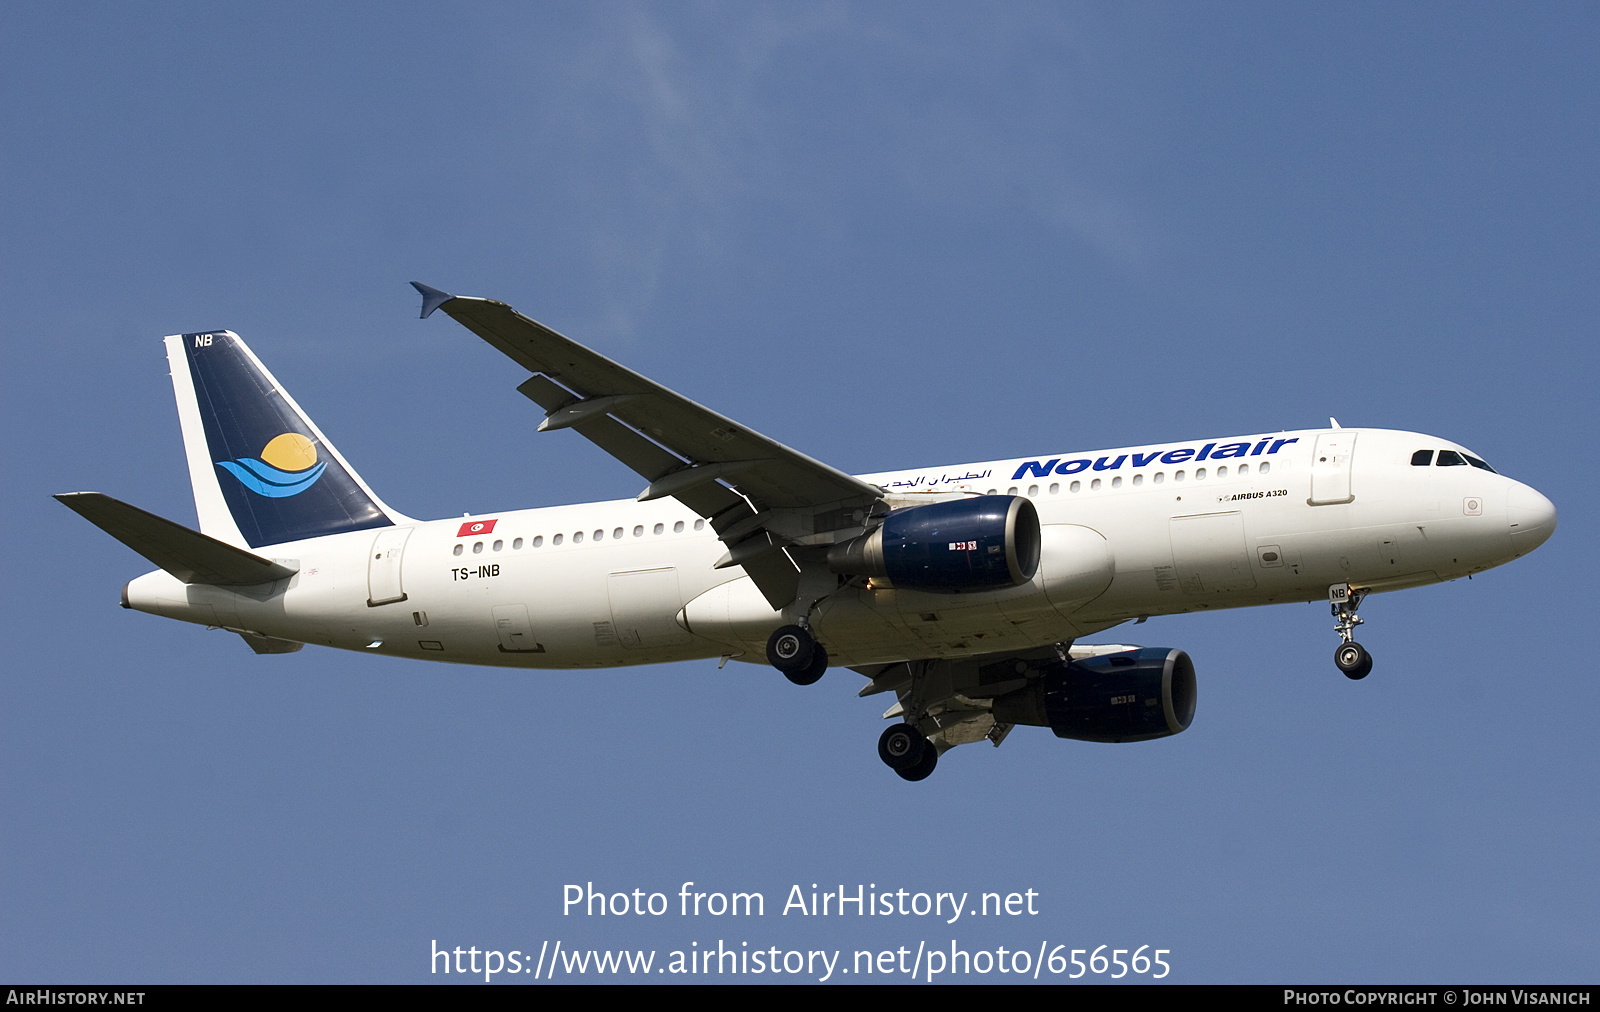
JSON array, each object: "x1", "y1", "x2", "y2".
[{"x1": 123, "y1": 427, "x2": 1556, "y2": 668}]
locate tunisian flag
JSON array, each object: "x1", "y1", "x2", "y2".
[{"x1": 457, "y1": 519, "x2": 498, "y2": 537}]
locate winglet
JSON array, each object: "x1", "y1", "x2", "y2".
[{"x1": 411, "y1": 282, "x2": 455, "y2": 319}]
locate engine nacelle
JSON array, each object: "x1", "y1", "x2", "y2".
[
  {"x1": 991, "y1": 647, "x2": 1196, "y2": 742},
  {"x1": 826, "y1": 495, "x2": 1041, "y2": 592}
]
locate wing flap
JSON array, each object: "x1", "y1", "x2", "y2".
[
  {"x1": 515, "y1": 375, "x2": 750, "y2": 520},
  {"x1": 55, "y1": 492, "x2": 298, "y2": 586}
]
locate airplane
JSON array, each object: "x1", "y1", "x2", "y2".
[{"x1": 56, "y1": 283, "x2": 1558, "y2": 781}]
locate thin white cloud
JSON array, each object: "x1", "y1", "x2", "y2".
[{"x1": 483, "y1": 3, "x2": 1157, "y2": 336}]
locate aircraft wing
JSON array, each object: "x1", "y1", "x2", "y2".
[{"x1": 413, "y1": 284, "x2": 885, "y2": 608}]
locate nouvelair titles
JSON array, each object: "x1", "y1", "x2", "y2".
[{"x1": 1011, "y1": 437, "x2": 1300, "y2": 482}]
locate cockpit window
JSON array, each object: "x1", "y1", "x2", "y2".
[{"x1": 1424, "y1": 448, "x2": 1497, "y2": 472}]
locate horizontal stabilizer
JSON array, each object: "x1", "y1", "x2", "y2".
[{"x1": 54, "y1": 492, "x2": 298, "y2": 586}]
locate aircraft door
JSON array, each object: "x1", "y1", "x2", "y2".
[
  {"x1": 1309, "y1": 431, "x2": 1357, "y2": 505},
  {"x1": 367, "y1": 527, "x2": 413, "y2": 606}
]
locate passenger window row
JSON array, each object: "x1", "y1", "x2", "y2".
[
  {"x1": 986, "y1": 461, "x2": 1271, "y2": 497},
  {"x1": 452, "y1": 451, "x2": 1301, "y2": 557},
  {"x1": 452, "y1": 517, "x2": 706, "y2": 556}
]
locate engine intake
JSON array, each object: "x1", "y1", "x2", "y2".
[
  {"x1": 991, "y1": 647, "x2": 1197, "y2": 742},
  {"x1": 827, "y1": 495, "x2": 1040, "y2": 592}
]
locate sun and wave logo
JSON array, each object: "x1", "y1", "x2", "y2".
[{"x1": 216, "y1": 433, "x2": 328, "y2": 498}]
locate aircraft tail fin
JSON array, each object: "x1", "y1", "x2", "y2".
[{"x1": 164, "y1": 331, "x2": 407, "y2": 549}]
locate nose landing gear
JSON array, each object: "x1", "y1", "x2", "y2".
[{"x1": 1330, "y1": 583, "x2": 1372, "y2": 680}]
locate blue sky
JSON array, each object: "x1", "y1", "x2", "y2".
[{"x1": 3, "y1": 2, "x2": 1595, "y2": 983}]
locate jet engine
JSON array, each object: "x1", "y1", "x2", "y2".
[
  {"x1": 826, "y1": 495, "x2": 1041, "y2": 592},
  {"x1": 991, "y1": 647, "x2": 1196, "y2": 742}
]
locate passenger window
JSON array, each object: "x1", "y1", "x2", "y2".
[
  {"x1": 492, "y1": 540, "x2": 503, "y2": 552},
  {"x1": 1154, "y1": 473, "x2": 1165, "y2": 484},
  {"x1": 613, "y1": 527, "x2": 624, "y2": 539},
  {"x1": 593, "y1": 529, "x2": 604, "y2": 541},
  {"x1": 1069, "y1": 480, "x2": 1081, "y2": 493},
  {"x1": 1259, "y1": 462, "x2": 1270, "y2": 475},
  {"x1": 694, "y1": 519, "x2": 705, "y2": 531},
  {"x1": 1007, "y1": 486, "x2": 1018, "y2": 495},
  {"x1": 1437, "y1": 451, "x2": 1466, "y2": 467},
  {"x1": 633, "y1": 525, "x2": 644, "y2": 537},
  {"x1": 573, "y1": 532, "x2": 583, "y2": 544},
  {"x1": 986, "y1": 488, "x2": 997, "y2": 495},
  {"x1": 512, "y1": 538, "x2": 523, "y2": 550},
  {"x1": 472, "y1": 542, "x2": 483, "y2": 554},
  {"x1": 674, "y1": 521, "x2": 684, "y2": 533},
  {"x1": 452, "y1": 544, "x2": 463, "y2": 556},
  {"x1": 1175, "y1": 470, "x2": 1186, "y2": 482},
  {"x1": 1133, "y1": 474, "x2": 1144, "y2": 486},
  {"x1": 1411, "y1": 449, "x2": 1434, "y2": 466},
  {"x1": 1216, "y1": 466, "x2": 1227, "y2": 478},
  {"x1": 1048, "y1": 483, "x2": 1059, "y2": 495},
  {"x1": 1238, "y1": 464, "x2": 1248, "y2": 476},
  {"x1": 1090, "y1": 478, "x2": 1101, "y2": 490},
  {"x1": 1027, "y1": 485, "x2": 1038, "y2": 497},
  {"x1": 1112, "y1": 476, "x2": 1122, "y2": 488},
  {"x1": 533, "y1": 536, "x2": 544, "y2": 547},
  {"x1": 1195, "y1": 468, "x2": 1206, "y2": 480},
  {"x1": 653, "y1": 523, "x2": 664, "y2": 535},
  {"x1": 553, "y1": 534, "x2": 563, "y2": 545}
]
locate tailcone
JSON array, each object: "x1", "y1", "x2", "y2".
[{"x1": 123, "y1": 569, "x2": 202, "y2": 622}]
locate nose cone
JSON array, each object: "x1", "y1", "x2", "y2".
[{"x1": 1507, "y1": 483, "x2": 1557, "y2": 556}]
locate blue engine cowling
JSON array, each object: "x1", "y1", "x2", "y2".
[
  {"x1": 990, "y1": 647, "x2": 1197, "y2": 742},
  {"x1": 826, "y1": 495, "x2": 1041, "y2": 592}
]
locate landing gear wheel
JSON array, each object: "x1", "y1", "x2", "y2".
[
  {"x1": 896, "y1": 745, "x2": 939, "y2": 782},
  {"x1": 878, "y1": 723, "x2": 928, "y2": 772},
  {"x1": 766, "y1": 625, "x2": 815, "y2": 675},
  {"x1": 785, "y1": 643, "x2": 828, "y2": 686},
  {"x1": 1335, "y1": 642, "x2": 1372, "y2": 680}
]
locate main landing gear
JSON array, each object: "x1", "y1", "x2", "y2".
[
  {"x1": 878, "y1": 723, "x2": 938, "y2": 782},
  {"x1": 766, "y1": 624, "x2": 828, "y2": 685},
  {"x1": 1330, "y1": 583, "x2": 1373, "y2": 680}
]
